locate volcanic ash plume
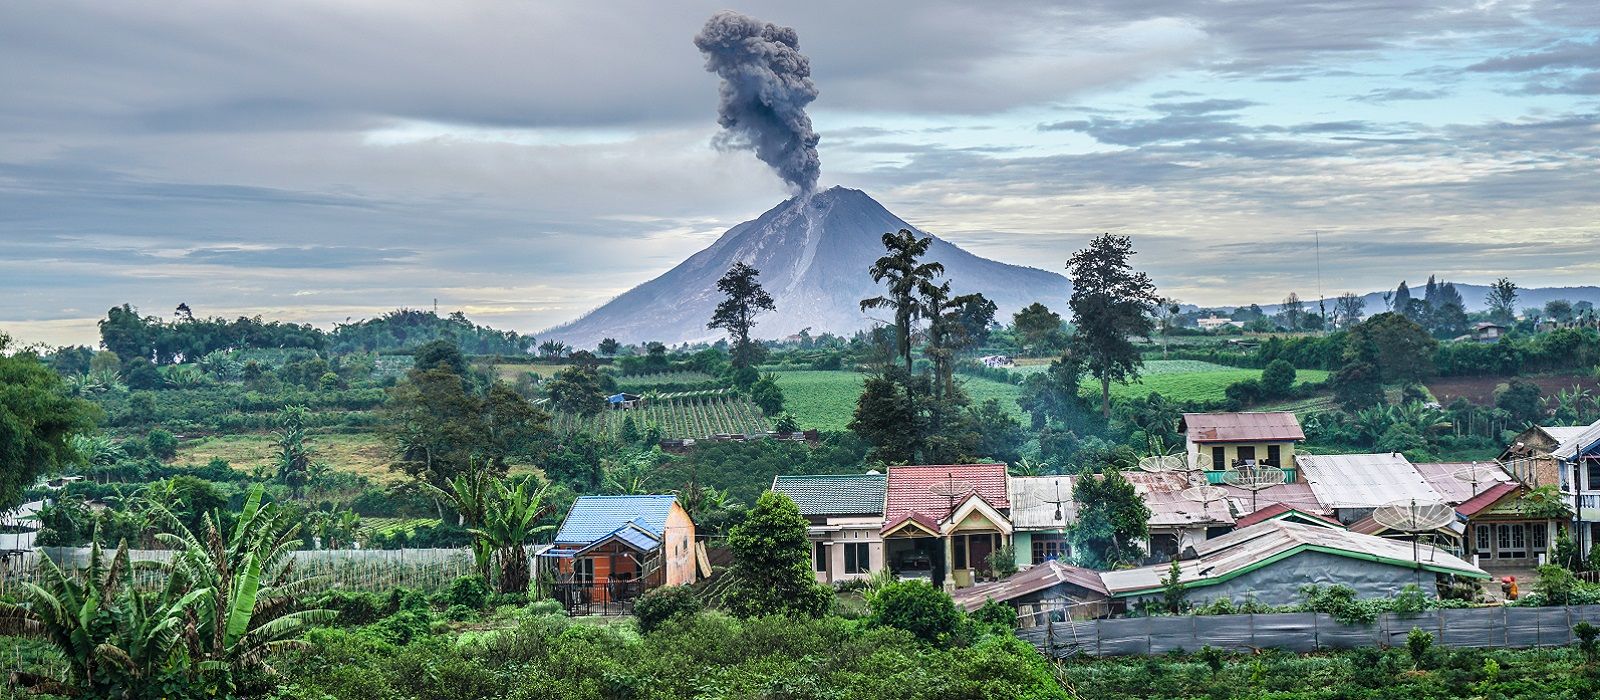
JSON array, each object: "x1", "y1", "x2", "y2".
[{"x1": 693, "y1": 11, "x2": 821, "y2": 193}]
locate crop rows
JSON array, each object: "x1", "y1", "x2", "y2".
[{"x1": 551, "y1": 395, "x2": 771, "y2": 439}]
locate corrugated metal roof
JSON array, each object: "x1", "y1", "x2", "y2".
[
  {"x1": 1220, "y1": 481, "x2": 1329, "y2": 516},
  {"x1": 950, "y1": 560, "x2": 1108, "y2": 610},
  {"x1": 771, "y1": 473, "x2": 886, "y2": 516},
  {"x1": 1181, "y1": 412, "x2": 1305, "y2": 443},
  {"x1": 1298, "y1": 453, "x2": 1443, "y2": 510},
  {"x1": 1413, "y1": 461, "x2": 1513, "y2": 505},
  {"x1": 1553, "y1": 419, "x2": 1600, "y2": 460},
  {"x1": 553, "y1": 495, "x2": 678, "y2": 544},
  {"x1": 1100, "y1": 520, "x2": 1487, "y2": 595},
  {"x1": 1123, "y1": 472, "x2": 1233, "y2": 527},
  {"x1": 572, "y1": 523, "x2": 662, "y2": 556},
  {"x1": 1232, "y1": 503, "x2": 1344, "y2": 529},
  {"x1": 1541, "y1": 425, "x2": 1591, "y2": 446},
  {"x1": 1008, "y1": 476, "x2": 1076, "y2": 529},
  {"x1": 883, "y1": 464, "x2": 1009, "y2": 524}
]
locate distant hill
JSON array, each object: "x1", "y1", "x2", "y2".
[{"x1": 542, "y1": 186, "x2": 1072, "y2": 348}]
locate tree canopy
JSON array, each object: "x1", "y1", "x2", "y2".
[
  {"x1": 1066, "y1": 234, "x2": 1161, "y2": 418},
  {"x1": 0, "y1": 337, "x2": 100, "y2": 510}
]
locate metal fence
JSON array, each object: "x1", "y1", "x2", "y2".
[
  {"x1": 1020, "y1": 605, "x2": 1600, "y2": 658},
  {"x1": 0, "y1": 547, "x2": 476, "y2": 595}
]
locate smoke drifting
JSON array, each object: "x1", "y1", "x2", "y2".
[{"x1": 693, "y1": 11, "x2": 821, "y2": 193}]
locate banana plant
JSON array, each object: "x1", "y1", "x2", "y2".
[{"x1": 470, "y1": 476, "x2": 554, "y2": 594}]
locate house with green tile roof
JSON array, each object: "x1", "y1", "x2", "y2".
[{"x1": 772, "y1": 473, "x2": 887, "y2": 584}]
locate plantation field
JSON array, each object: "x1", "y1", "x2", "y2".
[
  {"x1": 1086, "y1": 364, "x2": 1330, "y2": 403},
  {"x1": 176, "y1": 431, "x2": 397, "y2": 483},
  {"x1": 770, "y1": 370, "x2": 1025, "y2": 432},
  {"x1": 489, "y1": 363, "x2": 576, "y2": 382},
  {"x1": 552, "y1": 395, "x2": 771, "y2": 439}
]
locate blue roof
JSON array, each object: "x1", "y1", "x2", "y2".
[
  {"x1": 553, "y1": 495, "x2": 678, "y2": 544},
  {"x1": 573, "y1": 523, "x2": 661, "y2": 556}
]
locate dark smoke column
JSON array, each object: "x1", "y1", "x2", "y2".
[{"x1": 693, "y1": 11, "x2": 821, "y2": 193}]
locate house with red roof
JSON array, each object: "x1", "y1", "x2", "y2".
[
  {"x1": 880, "y1": 464, "x2": 1012, "y2": 590},
  {"x1": 1457, "y1": 481, "x2": 1566, "y2": 567}
]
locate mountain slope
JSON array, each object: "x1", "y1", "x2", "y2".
[{"x1": 543, "y1": 186, "x2": 1071, "y2": 348}]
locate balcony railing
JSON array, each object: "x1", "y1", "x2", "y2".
[{"x1": 1203, "y1": 468, "x2": 1297, "y2": 485}]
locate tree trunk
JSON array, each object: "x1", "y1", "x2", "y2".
[{"x1": 1101, "y1": 377, "x2": 1111, "y2": 419}]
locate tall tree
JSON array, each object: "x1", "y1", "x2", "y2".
[
  {"x1": 1333, "y1": 292, "x2": 1366, "y2": 328},
  {"x1": 1280, "y1": 293, "x2": 1304, "y2": 331},
  {"x1": 860, "y1": 229, "x2": 944, "y2": 372},
  {"x1": 1068, "y1": 467, "x2": 1150, "y2": 569},
  {"x1": 1546, "y1": 299, "x2": 1575, "y2": 323},
  {"x1": 708, "y1": 262, "x2": 776, "y2": 369},
  {"x1": 0, "y1": 335, "x2": 101, "y2": 510},
  {"x1": 1347, "y1": 312, "x2": 1436, "y2": 384},
  {"x1": 1065, "y1": 234, "x2": 1161, "y2": 418},
  {"x1": 1393, "y1": 281, "x2": 1412, "y2": 318},
  {"x1": 597, "y1": 338, "x2": 621, "y2": 356},
  {"x1": 1012, "y1": 302, "x2": 1063, "y2": 354}
]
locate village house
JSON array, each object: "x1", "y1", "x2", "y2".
[
  {"x1": 1124, "y1": 470, "x2": 1234, "y2": 560},
  {"x1": 1197, "y1": 316, "x2": 1244, "y2": 331},
  {"x1": 1100, "y1": 520, "x2": 1488, "y2": 607},
  {"x1": 1500, "y1": 423, "x2": 1590, "y2": 486},
  {"x1": 1552, "y1": 419, "x2": 1600, "y2": 556},
  {"x1": 606, "y1": 392, "x2": 644, "y2": 410},
  {"x1": 1296, "y1": 452, "x2": 1444, "y2": 524},
  {"x1": 950, "y1": 559, "x2": 1110, "y2": 620},
  {"x1": 880, "y1": 463, "x2": 1012, "y2": 591},
  {"x1": 540, "y1": 495, "x2": 697, "y2": 610},
  {"x1": 771, "y1": 473, "x2": 887, "y2": 584},
  {"x1": 1007, "y1": 476, "x2": 1074, "y2": 571},
  {"x1": 1180, "y1": 411, "x2": 1304, "y2": 478}
]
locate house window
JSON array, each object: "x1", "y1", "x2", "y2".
[
  {"x1": 1032, "y1": 535, "x2": 1068, "y2": 564},
  {"x1": 574, "y1": 558, "x2": 595, "y2": 583},
  {"x1": 813, "y1": 542, "x2": 827, "y2": 572},
  {"x1": 1212, "y1": 446, "x2": 1226, "y2": 470},
  {"x1": 1266, "y1": 445, "x2": 1281, "y2": 467},
  {"x1": 1532, "y1": 523, "x2": 1549, "y2": 554},
  {"x1": 1496, "y1": 524, "x2": 1527, "y2": 559},
  {"x1": 1236, "y1": 446, "x2": 1257, "y2": 466},
  {"x1": 1588, "y1": 460, "x2": 1600, "y2": 490},
  {"x1": 844, "y1": 543, "x2": 871, "y2": 574},
  {"x1": 1474, "y1": 525, "x2": 1491, "y2": 556},
  {"x1": 953, "y1": 538, "x2": 968, "y2": 569}
]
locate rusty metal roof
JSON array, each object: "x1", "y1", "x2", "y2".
[
  {"x1": 1180, "y1": 411, "x2": 1305, "y2": 443},
  {"x1": 950, "y1": 560, "x2": 1108, "y2": 610}
]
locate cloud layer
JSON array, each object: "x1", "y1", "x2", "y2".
[{"x1": 0, "y1": 0, "x2": 1596, "y2": 346}]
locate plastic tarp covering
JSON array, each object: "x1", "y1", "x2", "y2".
[{"x1": 1036, "y1": 605, "x2": 1600, "y2": 658}]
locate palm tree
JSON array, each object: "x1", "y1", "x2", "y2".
[{"x1": 860, "y1": 229, "x2": 944, "y2": 372}]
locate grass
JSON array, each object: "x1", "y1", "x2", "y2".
[
  {"x1": 775, "y1": 362, "x2": 1332, "y2": 431},
  {"x1": 488, "y1": 363, "x2": 576, "y2": 382},
  {"x1": 771, "y1": 370, "x2": 1025, "y2": 432},
  {"x1": 177, "y1": 431, "x2": 398, "y2": 484}
]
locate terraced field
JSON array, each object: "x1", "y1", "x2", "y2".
[
  {"x1": 552, "y1": 394, "x2": 771, "y2": 439},
  {"x1": 176, "y1": 432, "x2": 397, "y2": 483}
]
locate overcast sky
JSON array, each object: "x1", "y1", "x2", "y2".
[{"x1": 2, "y1": 1, "x2": 1597, "y2": 347}]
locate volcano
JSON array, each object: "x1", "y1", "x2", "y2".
[{"x1": 542, "y1": 186, "x2": 1071, "y2": 348}]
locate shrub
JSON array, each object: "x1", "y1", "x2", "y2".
[
  {"x1": 1533, "y1": 564, "x2": 1579, "y2": 605},
  {"x1": 317, "y1": 590, "x2": 387, "y2": 626},
  {"x1": 1260, "y1": 359, "x2": 1296, "y2": 397},
  {"x1": 970, "y1": 599, "x2": 1015, "y2": 629},
  {"x1": 634, "y1": 585, "x2": 703, "y2": 634},
  {"x1": 145, "y1": 428, "x2": 178, "y2": 460},
  {"x1": 370, "y1": 609, "x2": 435, "y2": 646},
  {"x1": 447, "y1": 575, "x2": 492, "y2": 610},
  {"x1": 1196, "y1": 645, "x2": 1226, "y2": 676},
  {"x1": 869, "y1": 580, "x2": 961, "y2": 645},
  {"x1": 1575, "y1": 621, "x2": 1599, "y2": 662},
  {"x1": 444, "y1": 604, "x2": 478, "y2": 622},
  {"x1": 1406, "y1": 627, "x2": 1433, "y2": 669}
]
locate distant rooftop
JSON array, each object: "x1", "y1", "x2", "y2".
[
  {"x1": 772, "y1": 473, "x2": 886, "y2": 517},
  {"x1": 1180, "y1": 412, "x2": 1305, "y2": 443}
]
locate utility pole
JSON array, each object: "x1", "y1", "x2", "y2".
[{"x1": 1314, "y1": 231, "x2": 1327, "y2": 334}]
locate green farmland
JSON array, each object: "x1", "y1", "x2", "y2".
[{"x1": 774, "y1": 361, "x2": 1330, "y2": 430}]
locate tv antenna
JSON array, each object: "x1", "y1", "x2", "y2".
[
  {"x1": 1313, "y1": 230, "x2": 1326, "y2": 334},
  {"x1": 928, "y1": 474, "x2": 976, "y2": 517},
  {"x1": 1222, "y1": 465, "x2": 1286, "y2": 513},
  {"x1": 1452, "y1": 462, "x2": 1504, "y2": 501},
  {"x1": 1372, "y1": 498, "x2": 1456, "y2": 573}
]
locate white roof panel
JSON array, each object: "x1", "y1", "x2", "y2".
[{"x1": 1297, "y1": 453, "x2": 1443, "y2": 510}]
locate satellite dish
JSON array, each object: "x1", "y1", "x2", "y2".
[
  {"x1": 928, "y1": 479, "x2": 976, "y2": 498},
  {"x1": 1222, "y1": 466, "x2": 1287, "y2": 489},
  {"x1": 1137, "y1": 455, "x2": 1184, "y2": 473},
  {"x1": 1181, "y1": 485, "x2": 1227, "y2": 504},
  {"x1": 1187, "y1": 452, "x2": 1214, "y2": 472},
  {"x1": 1372, "y1": 499, "x2": 1455, "y2": 533}
]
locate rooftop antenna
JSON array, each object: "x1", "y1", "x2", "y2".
[
  {"x1": 1314, "y1": 230, "x2": 1327, "y2": 334},
  {"x1": 928, "y1": 473, "x2": 976, "y2": 519},
  {"x1": 1372, "y1": 498, "x2": 1455, "y2": 577}
]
